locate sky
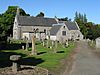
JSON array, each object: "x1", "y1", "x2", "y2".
[{"x1": 0, "y1": 0, "x2": 100, "y2": 24}]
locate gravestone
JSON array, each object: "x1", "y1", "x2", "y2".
[
  {"x1": 54, "y1": 40, "x2": 57, "y2": 53},
  {"x1": 10, "y1": 55, "x2": 21, "y2": 73},
  {"x1": 26, "y1": 38, "x2": 29, "y2": 50},
  {"x1": 96, "y1": 37, "x2": 100, "y2": 48},
  {"x1": 24, "y1": 37, "x2": 29, "y2": 51},
  {"x1": 47, "y1": 35, "x2": 50, "y2": 48},
  {"x1": 65, "y1": 40, "x2": 69, "y2": 48},
  {"x1": 42, "y1": 39, "x2": 45, "y2": 47}
]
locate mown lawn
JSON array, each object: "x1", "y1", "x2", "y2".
[{"x1": 0, "y1": 41, "x2": 75, "y2": 71}]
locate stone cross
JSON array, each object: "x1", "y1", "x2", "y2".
[{"x1": 31, "y1": 35, "x2": 37, "y2": 55}]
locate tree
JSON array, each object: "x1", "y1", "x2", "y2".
[
  {"x1": 74, "y1": 12, "x2": 88, "y2": 39},
  {"x1": 36, "y1": 12, "x2": 44, "y2": 17},
  {"x1": 74, "y1": 11, "x2": 78, "y2": 21},
  {"x1": 58, "y1": 17, "x2": 71, "y2": 21},
  {"x1": 90, "y1": 25, "x2": 100, "y2": 40},
  {"x1": 0, "y1": 6, "x2": 30, "y2": 43},
  {"x1": 83, "y1": 14, "x2": 87, "y2": 23},
  {"x1": 74, "y1": 12, "x2": 87, "y2": 23}
]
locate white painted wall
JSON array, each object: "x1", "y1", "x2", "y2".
[
  {"x1": 22, "y1": 33, "x2": 30, "y2": 39},
  {"x1": 50, "y1": 36, "x2": 56, "y2": 41}
]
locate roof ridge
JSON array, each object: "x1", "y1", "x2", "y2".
[
  {"x1": 17, "y1": 15, "x2": 57, "y2": 26},
  {"x1": 18, "y1": 15, "x2": 55, "y2": 19}
]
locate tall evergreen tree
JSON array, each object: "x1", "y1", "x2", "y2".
[
  {"x1": 74, "y1": 12, "x2": 88, "y2": 39},
  {"x1": 83, "y1": 14, "x2": 87, "y2": 23},
  {"x1": 74, "y1": 11, "x2": 78, "y2": 20}
]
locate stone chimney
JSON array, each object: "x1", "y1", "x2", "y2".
[{"x1": 54, "y1": 16, "x2": 59, "y2": 23}]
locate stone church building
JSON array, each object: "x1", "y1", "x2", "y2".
[{"x1": 13, "y1": 8, "x2": 83, "y2": 42}]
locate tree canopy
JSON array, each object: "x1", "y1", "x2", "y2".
[
  {"x1": 74, "y1": 11, "x2": 100, "y2": 40},
  {"x1": 0, "y1": 6, "x2": 30, "y2": 43},
  {"x1": 58, "y1": 17, "x2": 71, "y2": 21},
  {"x1": 36, "y1": 12, "x2": 44, "y2": 17}
]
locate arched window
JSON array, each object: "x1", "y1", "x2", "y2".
[{"x1": 36, "y1": 28, "x2": 39, "y2": 32}]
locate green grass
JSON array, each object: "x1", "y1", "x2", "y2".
[
  {"x1": 36, "y1": 42, "x2": 74, "y2": 70},
  {"x1": 0, "y1": 41, "x2": 75, "y2": 71}
]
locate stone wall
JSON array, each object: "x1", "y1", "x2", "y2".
[
  {"x1": 56, "y1": 25, "x2": 69, "y2": 43},
  {"x1": 96, "y1": 37, "x2": 100, "y2": 48}
]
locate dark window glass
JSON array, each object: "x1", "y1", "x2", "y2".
[
  {"x1": 62, "y1": 31, "x2": 66, "y2": 36},
  {"x1": 44, "y1": 29, "x2": 46, "y2": 33}
]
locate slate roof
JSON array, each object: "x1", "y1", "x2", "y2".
[
  {"x1": 59, "y1": 21, "x2": 79, "y2": 30},
  {"x1": 50, "y1": 25, "x2": 62, "y2": 35},
  {"x1": 17, "y1": 16, "x2": 57, "y2": 26},
  {"x1": 65, "y1": 21, "x2": 78, "y2": 30}
]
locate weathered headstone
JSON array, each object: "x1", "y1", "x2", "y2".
[
  {"x1": 52, "y1": 40, "x2": 54, "y2": 48},
  {"x1": 96, "y1": 37, "x2": 100, "y2": 48},
  {"x1": 22, "y1": 45, "x2": 25, "y2": 50},
  {"x1": 65, "y1": 40, "x2": 69, "y2": 48},
  {"x1": 46, "y1": 35, "x2": 50, "y2": 48},
  {"x1": 25, "y1": 38, "x2": 29, "y2": 51},
  {"x1": 42, "y1": 39, "x2": 45, "y2": 47},
  {"x1": 63, "y1": 39, "x2": 69, "y2": 48},
  {"x1": 10, "y1": 55, "x2": 21, "y2": 73},
  {"x1": 31, "y1": 36, "x2": 37, "y2": 55},
  {"x1": 54, "y1": 40, "x2": 57, "y2": 53}
]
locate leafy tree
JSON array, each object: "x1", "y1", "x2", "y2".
[
  {"x1": 74, "y1": 11, "x2": 100, "y2": 40},
  {"x1": 90, "y1": 25, "x2": 100, "y2": 40},
  {"x1": 0, "y1": 6, "x2": 30, "y2": 43},
  {"x1": 74, "y1": 12, "x2": 88, "y2": 39},
  {"x1": 58, "y1": 17, "x2": 71, "y2": 21},
  {"x1": 36, "y1": 12, "x2": 44, "y2": 17}
]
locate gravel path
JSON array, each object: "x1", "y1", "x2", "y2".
[{"x1": 63, "y1": 41, "x2": 100, "y2": 75}]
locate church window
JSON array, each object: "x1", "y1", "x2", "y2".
[{"x1": 62, "y1": 31, "x2": 66, "y2": 36}]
